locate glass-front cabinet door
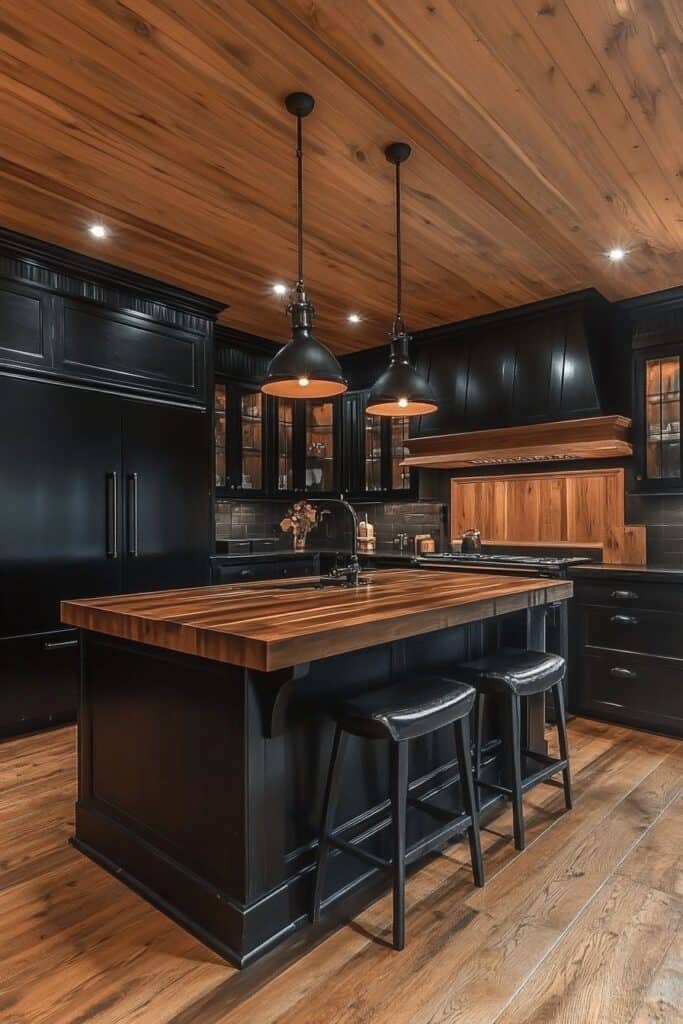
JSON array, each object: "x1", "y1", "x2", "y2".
[
  {"x1": 306, "y1": 400, "x2": 336, "y2": 493},
  {"x1": 635, "y1": 347, "x2": 682, "y2": 492},
  {"x1": 274, "y1": 397, "x2": 340, "y2": 495},
  {"x1": 214, "y1": 379, "x2": 267, "y2": 495},
  {"x1": 345, "y1": 391, "x2": 416, "y2": 498}
]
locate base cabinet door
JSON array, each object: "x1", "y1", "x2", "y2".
[{"x1": 0, "y1": 630, "x2": 79, "y2": 738}]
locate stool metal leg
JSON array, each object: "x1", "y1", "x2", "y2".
[
  {"x1": 454, "y1": 715, "x2": 485, "y2": 888},
  {"x1": 509, "y1": 693, "x2": 526, "y2": 851},
  {"x1": 553, "y1": 681, "x2": 573, "y2": 811},
  {"x1": 390, "y1": 739, "x2": 409, "y2": 950},
  {"x1": 312, "y1": 725, "x2": 348, "y2": 923},
  {"x1": 474, "y1": 690, "x2": 485, "y2": 811}
]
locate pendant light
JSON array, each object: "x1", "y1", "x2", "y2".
[
  {"x1": 366, "y1": 143, "x2": 437, "y2": 417},
  {"x1": 261, "y1": 93, "x2": 347, "y2": 399}
]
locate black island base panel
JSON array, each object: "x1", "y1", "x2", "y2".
[{"x1": 73, "y1": 607, "x2": 550, "y2": 967}]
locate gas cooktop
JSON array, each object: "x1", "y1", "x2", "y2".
[{"x1": 420, "y1": 553, "x2": 591, "y2": 567}]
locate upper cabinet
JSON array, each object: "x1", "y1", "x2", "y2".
[
  {"x1": 342, "y1": 390, "x2": 416, "y2": 499},
  {"x1": 628, "y1": 288, "x2": 683, "y2": 494},
  {"x1": 214, "y1": 379, "x2": 267, "y2": 496},
  {"x1": 0, "y1": 228, "x2": 221, "y2": 408},
  {"x1": 274, "y1": 397, "x2": 341, "y2": 497}
]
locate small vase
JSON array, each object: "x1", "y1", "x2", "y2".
[{"x1": 293, "y1": 534, "x2": 306, "y2": 552}]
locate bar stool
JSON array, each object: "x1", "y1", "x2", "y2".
[
  {"x1": 458, "y1": 649, "x2": 571, "y2": 852},
  {"x1": 312, "y1": 675, "x2": 484, "y2": 951}
]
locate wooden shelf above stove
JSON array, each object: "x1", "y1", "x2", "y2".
[{"x1": 402, "y1": 416, "x2": 632, "y2": 470}]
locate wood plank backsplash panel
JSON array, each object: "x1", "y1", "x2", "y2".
[{"x1": 451, "y1": 469, "x2": 646, "y2": 564}]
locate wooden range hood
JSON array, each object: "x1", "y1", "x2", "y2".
[{"x1": 402, "y1": 415, "x2": 632, "y2": 470}]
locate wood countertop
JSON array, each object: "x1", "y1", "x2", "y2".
[{"x1": 61, "y1": 570, "x2": 572, "y2": 673}]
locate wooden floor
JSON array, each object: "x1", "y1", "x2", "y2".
[{"x1": 0, "y1": 719, "x2": 680, "y2": 1024}]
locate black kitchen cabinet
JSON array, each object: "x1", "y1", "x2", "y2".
[
  {"x1": 342, "y1": 390, "x2": 416, "y2": 499},
  {"x1": 211, "y1": 552, "x2": 320, "y2": 584},
  {"x1": 0, "y1": 630, "x2": 79, "y2": 738},
  {"x1": 214, "y1": 378, "x2": 268, "y2": 496},
  {"x1": 0, "y1": 373, "x2": 211, "y2": 737},
  {"x1": 0, "y1": 229, "x2": 219, "y2": 409},
  {"x1": 570, "y1": 573, "x2": 683, "y2": 737},
  {"x1": 632, "y1": 345, "x2": 681, "y2": 493},
  {"x1": 273, "y1": 397, "x2": 341, "y2": 497}
]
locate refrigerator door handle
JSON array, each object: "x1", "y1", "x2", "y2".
[
  {"x1": 106, "y1": 471, "x2": 118, "y2": 558},
  {"x1": 127, "y1": 473, "x2": 139, "y2": 558}
]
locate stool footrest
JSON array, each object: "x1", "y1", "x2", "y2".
[
  {"x1": 329, "y1": 804, "x2": 474, "y2": 874},
  {"x1": 476, "y1": 757, "x2": 568, "y2": 797}
]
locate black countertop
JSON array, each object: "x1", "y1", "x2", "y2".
[{"x1": 568, "y1": 563, "x2": 683, "y2": 583}]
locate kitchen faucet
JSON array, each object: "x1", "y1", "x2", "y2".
[{"x1": 313, "y1": 495, "x2": 369, "y2": 587}]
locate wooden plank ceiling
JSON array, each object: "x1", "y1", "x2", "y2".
[{"x1": 0, "y1": 0, "x2": 680, "y2": 352}]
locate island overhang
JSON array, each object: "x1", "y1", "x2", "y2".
[{"x1": 61, "y1": 569, "x2": 573, "y2": 672}]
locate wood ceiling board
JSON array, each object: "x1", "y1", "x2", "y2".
[{"x1": 0, "y1": 1, "x2": 679, "y2": 350}]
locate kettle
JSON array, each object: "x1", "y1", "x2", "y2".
[{"x1": 461, "y1": 529, "x2": 482, "y2": 554}]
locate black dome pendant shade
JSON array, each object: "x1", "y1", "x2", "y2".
[
  {"x1": 366, "y1": 143, "x2": 438, "y2": 417},
  {"x1": 261, "y1": 93, "x2": 347, "y2": 399}
]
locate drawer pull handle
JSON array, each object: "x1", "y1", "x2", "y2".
[
  {"x1": 610, "y1": 666, "x2": 636, "y2": 680},
  {"x1": 239, "y1": 569, "x2": 254, "y2": 578},
  {"x1": 610, "y1": 614, "x2": 639, "y2": 626},
  {"x1": 44, "y1": 639, "x2": 79, "y2": 651},
  {"x1": 610, "y1": 590, "x2": 639, "y2": 601}
]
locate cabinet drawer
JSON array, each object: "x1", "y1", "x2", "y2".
[
  {"x1": 212, "y1": 557, "x2": 318, "y2": 585},
  {"x1": 575, "y1": 580, "x2": 682, "y2": 614},
  {"x1": 0, "y1": 630, "x2": 79, "y2": 738},
  {"x1": 582, "y1": 605, "x2": 683, "y2": 659},
  {"x1": 576, "y1": 650, "x2": 682, "y2": 736}
]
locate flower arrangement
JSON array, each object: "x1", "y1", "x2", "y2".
[{"x1": 280, "y1": 500, "x2": 320, "y2": 551}]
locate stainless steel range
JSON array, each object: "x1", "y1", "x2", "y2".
[{"x1": 413, "y1": 552, "x2": 592, "y2": 578}]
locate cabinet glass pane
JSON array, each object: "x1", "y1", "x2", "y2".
[
  {"x1": 645, "y1": 357, "x2": 680, "y2": 480},
  {"x1": 391, "y1": 417, "x2": 411, "y2": 491},
  {"x1": 306, "y1": 401, "x2": 334, "y2": 491},
  {"x1": 364, "y1": 412, "x2": 382, "y2": 492},
  {"x1": 240, "y1": 391, "x2": 262, "y2": 490},
  {"x1": 215, "y1": 382, "x2": 227, "y2": 488},
  {"x1": 277, "y1": 399, "x2": 294, "y2": 491}
]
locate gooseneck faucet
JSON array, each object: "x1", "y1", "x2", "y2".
[{"x1": 314, "y1": 495, "x2": 365, "y2": 587}]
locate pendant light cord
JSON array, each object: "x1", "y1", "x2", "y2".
[
  {"x1": 394, "y1": 160, "x2": 404, "y2": 336},
  {"x1": 296, "y1": 114, "x2": 304, "y2": 290}
]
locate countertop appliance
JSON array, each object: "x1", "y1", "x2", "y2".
[
  {"x1": 461, "y1": 529, "x2": 482, "y2": 554},
  {"x1": 413, "y1": 552, "x2": 591, "y2": 579}
]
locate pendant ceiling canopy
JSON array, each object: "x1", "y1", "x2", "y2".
[
  {"x1": 366, "y1": 143, "x2": 438, "y2": 418},
  {"x1": 261, "y1": 92, "x2": 347, "y2": 400}
]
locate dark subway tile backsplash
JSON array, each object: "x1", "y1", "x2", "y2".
[
  {"x1": 627, "y1": 493, "x2": 683, "y2": 567},
  {"x1": 215, "y1": 498, "x2": 447, "y2": 554}
]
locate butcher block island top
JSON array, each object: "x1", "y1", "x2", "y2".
[{"x1": 61, "y1": 569, "x2": 572, "y2": 672}]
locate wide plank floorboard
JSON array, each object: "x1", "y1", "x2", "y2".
[{"x1": 0, "y1": 720, "x2": 680, "y2": 1024}]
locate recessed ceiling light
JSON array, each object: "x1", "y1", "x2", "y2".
[
  {"x1": 88, "y1": 223, "x2": 109, "y2": 239},
  {"x1": 347, "y1": 313, "x2": 362, "y2": 323},
  {"x1": 272, "y1": 283, "x2": 287, "y2": 296},
  {"x1": 607, "y1": 247, "x2": 627, "y2": 261}
]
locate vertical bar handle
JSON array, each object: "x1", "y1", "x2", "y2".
[
  {"x1": 106, "y1": 471, "x2": 118, "y2": 558},
  {"x1": 127, "y1": 473, "x2": 139, "y2": 558}
]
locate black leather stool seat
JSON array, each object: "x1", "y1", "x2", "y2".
[
  {"x1": 334, "y1": 676, "x2": 476, "y2": 742},
  {"x1": 457, "y1": 649, "x2": 565, "y2": 697}
]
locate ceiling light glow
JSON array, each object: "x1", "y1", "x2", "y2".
[
  {"x1": 298, "y1": 376, "x2": 310, "y2": 388},
  {"x1": 347, "y1": 313, "x2": 361, "y2": 323},
  {"x1": 608, "y1": 247, "x2": 626, "y2": 262},
  {"x1": 272, "y1": 283, "x2": 287, "y2": 296},
  {"x1": 88, "y1": 223, "x2": 108, "y2": 239}
]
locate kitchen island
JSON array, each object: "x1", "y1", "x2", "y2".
[{"x1": 62, "y1": 569, "x2": 571, "y2": 966}]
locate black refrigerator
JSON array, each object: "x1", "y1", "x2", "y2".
[{"x1": 0, "y1": 373, "x2": 211, "y2": 736}]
